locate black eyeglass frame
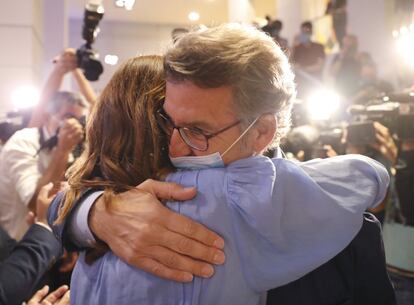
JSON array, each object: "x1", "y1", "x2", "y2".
[{"x1": 156, "y1": 109, "x2": 241, "y2": 151}]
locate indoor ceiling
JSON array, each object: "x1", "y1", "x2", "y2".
[{"x1": 68, "y1": 0, "x2": 229, "y2": 26}]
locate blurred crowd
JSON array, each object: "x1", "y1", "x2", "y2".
[
  {"x1": 0, "y1": 2, "x2": 413, "y2": 304},
  {"x1": 261, "y1": 4, "x2": 414, "y2": 304}
]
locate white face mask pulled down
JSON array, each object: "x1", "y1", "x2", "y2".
[{"x1": 170, "y1": 117, "x2": 260, "y2": 170}]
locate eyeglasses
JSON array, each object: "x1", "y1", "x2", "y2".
[{"x1": 156, "y1": 109, "x2": 241, "y2": 151}]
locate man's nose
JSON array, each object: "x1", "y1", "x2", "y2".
[{"x1": 169, "y1": 129, "x2": 193, "y2": 158}]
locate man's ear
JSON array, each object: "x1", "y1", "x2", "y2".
[{"x1": 251, "y1": 114, "x2": 277, "y2": 153}]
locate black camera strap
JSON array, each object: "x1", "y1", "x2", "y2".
[{"x1": 36, "y1": 127, "x2": 59, "y2": 156}]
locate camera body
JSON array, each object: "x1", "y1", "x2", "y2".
[
  {"x1": 283, "y1": 124, "x2": 344, "y2": 161},
  {"x1": 76, "y1": 44, "x2": 103, "y2": 81},
  {"x1": 346, "y1": 121, "x2": 376, "y2": 146},
  {"x1": 348, "y1": 94, "x2": 414, "y2": 143},
  {"x1": 38, "y1": 115, "x2": 86, "y2": 155},
  {"x1": 76, "y1": 2, "x2": 104, "y2": 81}
]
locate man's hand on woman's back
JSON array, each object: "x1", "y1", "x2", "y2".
[{"x1": 89, "y1": 179, "x2": 226, "y2": 282}]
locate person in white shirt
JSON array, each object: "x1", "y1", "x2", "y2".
[{"x1": 0, "y1": 50, "x2": 92, "y2": 240}]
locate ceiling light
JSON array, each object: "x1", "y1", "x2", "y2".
[
  {"x1": 115, "y1": 0, "x2": 124, "y2": 7},
  {"x1": 124, "y1": 0, "x2": 135, "y2": 10},
  {"x1": 188, "y1": 11, "x2": 200, "y2": 22},
  {"x1": 105, "y1": 54, "x2": 119, "y2": 65},
  {"x1": 114, "y1": 0, "x2": 135, "y2": 10}
]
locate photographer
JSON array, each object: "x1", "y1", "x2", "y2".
[{"x1": 0, "y1": 50, "x2": 91, "y2": 240}]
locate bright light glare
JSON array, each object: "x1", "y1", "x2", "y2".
[
  {"x1": 188, "y1": 11, "x2": 200, "y2": 21},
  {"x1": 396, "y1": 33, "x2": 414, "y2": 66},
  {"x1": 11, "y1": 86, "x2": 40, "y2": 110},
  {"x1": 105, "y1": 54, "x2": 119, "y2": 65},
  {"x1": 306, "y1": 89, "x2": 340, "y2": 121},
  {"x1": 392, "y1": 30, "x2": 399, "y2": 38},
  {"x1": 115, "y1": 0, "x2": 134, "y2": 10},
  {"x1": 124, "y1": 0, "x2": 135, "y2": 10},
  {"x1": 115, "y1": 0, "x2": 124, "y2": 7},
  {"x1": 400, "y1": 26, "x2": 409, "y2": 35}
]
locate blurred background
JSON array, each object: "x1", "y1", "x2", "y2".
[
  {"x1": 1, "y1": 2, "x2": 414, "y2": 304},
  {"x1": 0, "y1": 0, "x2": 412, "y2": 115}
]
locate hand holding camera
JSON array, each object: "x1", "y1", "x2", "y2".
[
  {"x1": 370, "y1": 121, "x2": 398, "y2": 165},
  {"x1": 53, "y1": 49, "x2": 78, "y2": 75},
  {"x1": 57, "y1": 118, "x2": 84, "y2": 153}
]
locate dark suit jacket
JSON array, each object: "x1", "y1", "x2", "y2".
[
  {"x1": 0, "y1": 224, "x2": 62, "y2": 305},
  {"x1": 267, "y1": 213, "x2": 396, "y2": 305},
  {"x1": 48, "y1": 189, "x2": 100, "y2": 252}
]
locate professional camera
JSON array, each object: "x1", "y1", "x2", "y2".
[
  {"x1": 348, "y1": 92, "x2": 414, "y2": 144},
  {"x1": 76, "y1": 2, "x2": 104, "y2": 81},
  {"x1": 283, "y1": 124, "x2": 344, "y2": 160},
  {"x1": 37, "y1": 115, "x2": 87, "y2": 159}
]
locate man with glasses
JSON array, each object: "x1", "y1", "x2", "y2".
[{"x1": 49, "y1": 24, "x2": 393, "y2": 304}]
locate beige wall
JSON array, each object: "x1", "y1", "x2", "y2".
[{"x1": 0, "y1": 0, "x2": 45, "y2": 115}]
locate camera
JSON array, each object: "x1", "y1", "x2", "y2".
[
  {"x1": 283, "y1": 124, "x2": 344, "y2": 160},
  {"x1": 348, "y1": 92, "x2": 414, "y2": 143},
  {"x1": 346, "y1": 121, "x2": 376, "y2": 145},
  {"x1": 37, "y1": 115, "x2": 86, "y2": 157},
  {"x1": 76, "y1": 2, "x2": 104, "y2": 81}
]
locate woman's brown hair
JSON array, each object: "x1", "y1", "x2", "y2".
[{"x1": 57, "y1": 55, "x2": 171, "y2": 223}]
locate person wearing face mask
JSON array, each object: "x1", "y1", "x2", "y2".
[
  {"x1": 292, "y1": 21, "x2": 325, "y2": 78},
  {"x1": 261, "y1": 18, "x2": 289, "y2": 52},
  {"x1": 0, "y1": 49, "x2": 90, "y2": 240},
  {"x1": 291, "y1": 21, "x2": 325, "y2": 98},
  {"x1": 48, "y1": 25, "x2": 393, "y2": 305}
]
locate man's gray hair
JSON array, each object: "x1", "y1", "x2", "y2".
[
  {"x1": 48, "y1": 91, "x2": 88, "y2": 114},
  {"x1": 164, "y1": 23, "x2": 296, "y2": 147}
]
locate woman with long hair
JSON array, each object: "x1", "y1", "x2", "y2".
[{"x1": 57, "y1": 55, "x2": 172, "y2": 224}]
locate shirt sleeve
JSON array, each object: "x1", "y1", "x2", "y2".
[
  {"x1": 66, "y1": 191, "x2": 103, "y2": 248},
  {"x1": 48, "y1": 190, "x2": 103, "y2": 251},
  {"x1": 300, "y1": 154, "x2": 389, "y2": 209},
  {"x1": 4, "y1": 138, "x2": 41, "y2": 207},
  {"x1": 0, "y1": 224, "x2": 62, "y2": 305},
  {"x1": 225, "y1": 155, "x2": 389, "y2": 291}
]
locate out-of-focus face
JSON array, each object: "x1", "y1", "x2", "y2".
[
  {"x1": 342, "y1": 35, "x2": 358, "y2": 55},
  {"x1": 301, "y1": 25, "x2": 312, "y2": 36},
  {"x1": 49, "y1": 102, "x2": 88, "y2": 132},
  {"x1": 299, "y1": 25, "x2": 312, "y2": 44},
  {"x1": 162, "y1": 81, "x2": 256, "y2": 165},
  {"x1": 361, "y1": 65, "x2": 377, "y2": 80},
  {"x1": 54, "y1": 102, "x2": 88, "y2": 121}
]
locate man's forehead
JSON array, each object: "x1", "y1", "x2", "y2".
[
  {"x1": 58, "y1": 103, "x2": 88, "y2": 118},
  {"x1": 164, "y1": 81, "x2": 234, "y2": 109},
  {"x1": 164, "y1": 81, "x2": 236, "y2": 127}
]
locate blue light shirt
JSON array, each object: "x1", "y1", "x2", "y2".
[{"x1": 70, "y1": 155, "x2": 389, "y2": 305}]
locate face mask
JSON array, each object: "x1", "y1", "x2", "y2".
[
  {"x1": 271, "y1": 29, "x2": 280, "y2": 38},
  {"x1": 299, "y1": 33, "x2": 311, "y2": 44},
  {"x1": 170, "y1": 117, "x2": 260, "y2": 170}
]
